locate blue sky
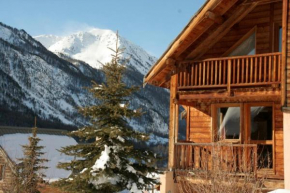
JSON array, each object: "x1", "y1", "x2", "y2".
[{"x1": 0, "y1": 0, "x2": 205, "y2": 57}]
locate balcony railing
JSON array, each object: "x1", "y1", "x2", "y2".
[
  {"x1": 174, "y1": 143, "x2": 257, "y2": 175},
  {"x1": 177, "y1": 52, "x2": 281, "y2": 91}
]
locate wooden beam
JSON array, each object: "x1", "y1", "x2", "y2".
[
  {"x1": 204, "y1": 11, "x2": 224, "y2": 24},
  {"x1": 179, "y1": 90, "x2": 281, "y2": 101},
  {"x1": 186, "y1": 2, "x2": 258, "y2": 60},
  {"x1": 243, "y1": 0, "x2": 282, "y2": 4},
  {"x1": 168, "y1": 74, "x2": 178, "y2": 169},
  {"x1": 281, "y1": 0, "x2": 288, "y2": 107}
]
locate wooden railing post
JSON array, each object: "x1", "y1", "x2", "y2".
[
  {"x1": 168, "y1": 70, "x2": 178, "y2": 170},
  {"x1": 227, "y1": 59, "x2": 232, "y2": 95}
]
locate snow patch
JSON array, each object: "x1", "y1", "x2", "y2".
[{"x1": 92, "y1": 145, "x2": 110, "y2": 171}]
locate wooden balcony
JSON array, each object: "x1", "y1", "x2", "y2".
[
  {"x1": 177, "y1": 53, "x2": 282, "y2": 92},
  {"x1": 174, "y1": 143, "x2": 257, "y2": 175}
]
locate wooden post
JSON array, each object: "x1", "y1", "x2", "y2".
[
  {"x1": 174, "y1": 104, "x2": 179, "y2": 143},
  {"x1": 168, "y1": 70, "x2": 178, "y2": 170},
  {"x1": 281, "y1": 0, "x2": 288, "y2": 106},
  {"x1": 227, "y1": 60, "x2": 232, "y2": 95}
]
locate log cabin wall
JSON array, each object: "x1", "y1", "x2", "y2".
[
  {"x1": 200, "y1": 2, "x2": 282, "y2": 60},
  {"x1": 186, "y1": 101, "x2": 284, "y2": 178},
  {"x1": 188, "y1": 104, "x2": 211, "y2": 143}
]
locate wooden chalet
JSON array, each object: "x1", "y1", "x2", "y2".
[{"x1": 144, "y1": 0, "x2": 290, "y2": 191}]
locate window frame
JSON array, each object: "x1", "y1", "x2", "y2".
[
  {"x1": 211, "y1": 103, "x2": 243, "y2": 143},
  {"x1": 245, "y1": 102, "x2": 275, "y2": 171}
]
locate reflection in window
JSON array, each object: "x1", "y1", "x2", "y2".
[
  {"x1": 250, "y1": 106, "x2": 272, "y2": 140},
  {"x1": 229, "y1": 32, "x2": 256, "y2": 56},
  {"x1": 217, "y1": 107, "x2": 240, "y2": 140}
]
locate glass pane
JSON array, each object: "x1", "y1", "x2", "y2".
[
  {"x1": 229, "y1": 32, "x2": 256, "y2": 56},
  {"x1": 217, "y1": 107, "x2": 240, "y2": 140},
  {"x1": 250, "y1": 106, "x2": 272, "y2": 140},
  {"x1": 257, "y1": 145, "x2": 273, "y2": 169},
  {"x1": 178, "y1": 106, "x2": 186, "y2": 141},
  {"x1": 279, "y1": 27, "x2": 282, "y2": 52}
]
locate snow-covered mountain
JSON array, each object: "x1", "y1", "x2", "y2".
[
  {"x1": 0, "y1": 22, "x2": 169, "y2": 144},
  {"x1": 35, "y1": 29, "x2": 156, "y2": 75}
]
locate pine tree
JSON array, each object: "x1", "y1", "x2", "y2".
[
  {"x1": 56, "y1": 33, "x2": 158, "y2": 193},
  {"x1": 17, "y1": 122, "x2": 48, "y2": 193}
]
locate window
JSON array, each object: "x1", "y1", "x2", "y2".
[
  {"x1": 250, "y1": 106, "x2": 273, "y2": 140},
  {"x1": 229, "y1": 32, "x2": 256, "y2": 56},
  {"x1": 217, "y1": 107, "x2": 241, "y2": 140},
  {"x1": 247, "y1": 103, "x2": 274, "y2": 169},
  {"x1": 212, "y1": 104, "x2": 241, "y2": 142}
]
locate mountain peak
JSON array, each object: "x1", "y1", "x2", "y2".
[{"x1": 35, "y1": 28, "x2": 156, "y2": 75}]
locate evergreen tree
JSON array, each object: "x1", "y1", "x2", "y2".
[
  {"x1": 17, "y1": 123, "x2": 48, "y2": 193},
  {"x1": 56, "y1": 33, "x2": 158, "y2": 193}
]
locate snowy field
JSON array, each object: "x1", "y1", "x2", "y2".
[{"x1": 0, "y1": 133, "x2": 77, "y2": 182}]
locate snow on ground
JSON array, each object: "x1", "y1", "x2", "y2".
[
  {"x1": 0, "y1": 133, "x2": 77, "y2": 182},
  {"x1": 269, "y1": 190, "x2": 290, "y2": 193}
]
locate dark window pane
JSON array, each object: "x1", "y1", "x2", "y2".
[
  {"x1": 279, "y1": 27, "x2": 282, "y2": 52},
  {"x1": 257, "y1": 145, "x2": 273, "y2": 169},
  {"x1": 250, "y1": 106, "x2": 272, "y2": 140},
  {"x1": 217, "y1": 107, "x2": 240, "y2": 140},
  {"x1": 229, "y1": 32, "x2": 256, "y2": 56}
]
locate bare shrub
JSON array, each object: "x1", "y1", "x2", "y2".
[{"x1": 174, "y1": 143, "x2": 268, "y2": 193}]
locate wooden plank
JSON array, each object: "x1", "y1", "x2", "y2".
[
  {"x1": 195, "y1": 64, "x2": 198, "y2": 85},
  {"x1": 203, "y1": 61, "x2": 206, "y2": 85},
  {"x1": 215, "y1": 60, "x2": 218, "y2": 85},
  {"x1": 168, "y1": 74, "x2": 178, "y2": 169},
  {"x1": 250, "y1": 57, "x2": 253, "y2": 83},
  {"x1": 211, "y1": 61, "x2": 214, "y2": 85},
  {"x1": 255, "y1": 57, "x2": 258, "y2": 83},
  {"x1": 199, "y1": 62, "x2": 202, "y2": 85},
  {"x1": 242, "y1": 58, "x2": 245, "y2": 83},
  {"x1": 281, "y1": 0, "x2": 287, "y2": 106},
  {"x1": 191, "y1": 64, "x2": 194, "y2": 85},
  {"x1": 219, "y1": 60, "x2": 222, "y2": 84},
  {"x1": 207, "y1": 61, "x2": 210, "y2": 85},
  {"x1": 264, "y1": 56, "x2": 267, "y2": 82},
  {"x1": 273, "y1": 55, "x2": 277, "y2": 81},
  {"x1": 259, "y1": 56, "x2": 262, "y2": 82},
  {"x1": 233, "y1": 59, "x2": 236, "y2": 84},
  {"x1": 223, "y1": 60, "x2": 226, "y2": 84},
  {"x1": 237, "y1": 59, "x2": 240, "y2": 84},
  {"x1": 246, "y1": 58, "x2": 249, "y2": 83},
  {"x1": 228, "y1": 60, "x2": 231, "y2": 95},
  {"x1": 269, "y1": 54, "x2": 272, "y2": 82},
  {"x1": 278, "y1": 54, "x2": 281, "y2": 81}
]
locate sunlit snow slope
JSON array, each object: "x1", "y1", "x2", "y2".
[{"x1": 35, "y1": 29, "x2": 156, "y2": 75}]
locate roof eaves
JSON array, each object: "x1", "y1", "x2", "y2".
[{"x1": 144, "y1": 0, "x2": 211, "y2": 85}]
